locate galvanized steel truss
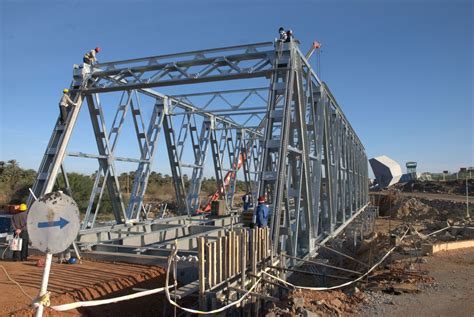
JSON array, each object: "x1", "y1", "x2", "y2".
[{"x1": 28, "y1": 40, "x2": 368, "y2": 257}]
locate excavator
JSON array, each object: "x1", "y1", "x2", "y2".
[{"x1": 198, "y1": 150, "x2": 248, "y2": 213}]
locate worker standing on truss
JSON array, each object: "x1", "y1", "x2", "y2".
[
  {"x1": 255, "y1": 196, "x2": 269, "y2": 228},
  {"x1": 285, "y1": 29, "x2": 293, "y2": 42},
  {"x1": 83, "y1": 47, "x2": 101, "y2": 65},
  {"x1": 278, "y1": 27, "x2": 287, "y2": 42},
  {"x1": 58, "y1": 89, "x2": 79, "y2": 123}
]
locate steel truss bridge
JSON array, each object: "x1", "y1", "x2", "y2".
[{"x1": 28, "y1": 39, "x2": 368, "y2": 262}]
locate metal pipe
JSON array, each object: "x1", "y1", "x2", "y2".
[
  {"x1": 35, "y1": 253, "x2": 53, "y2": 317},
  {"x1": 268, "y1": 265, "x2": 355, "y2": 281},
  {"x1": 281, "y1": 253, "x2": 363, "y2": 275}
]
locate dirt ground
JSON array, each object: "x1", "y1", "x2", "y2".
[
  {"x1": 373, "y1": 191, "x2": 473, "y2": 204},
  {"x1": 361, "y1": 247, "x2": 474, "y2": 317},
  {"x1": 0, "y1": 256, "x2": 167, "y2": 317},
  {"x1": 2, "y1": 188, "x2": 473, "y2": 317},
  {"x1": 267, "y1": 190, "x2": 474, "y2": 317},
  {"x1": 395, "y1": 179, "x2": 473, "y2": 197},
  {"x1": 271, "y1": 247, "x2": 474, "y2": 317},
  {"x1": 399, "y1": 191, "x2": 472, "y2": 203}
]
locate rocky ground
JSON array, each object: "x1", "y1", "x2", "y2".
[
  {"x1": 361, "y1": 248, "x2": 474, "y2": 317},
  {"x1": 265, "y1": 192, "x2": 473, "y2": 317},
  {"x1": 394, "y1": 179, "x2": 473, "y2": 196}
]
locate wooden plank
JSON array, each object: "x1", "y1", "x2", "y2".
[
  {"x1": 241, "y1": 230, "x2": 247, "y2": 290},
  {"x1": 251, "y1": 228, "x2": 257, "y2": 307},
  {"x1": 198, "y1": 237, "x2": 205, "y2": 309},
  {"x1": 262, "y1": 227, "x2": 267, "y2": 259},
  {"x1": 251, "y1": 228, "x2": 257, "y2": 285},
  {"x1": 206, "y1": 242, "x2": 213, "y2": 288},
  {"x1": 223, "y1": 236, "x2": 228, "y2": 280},
  {"x1": 257, "y1": 227, "x2": 261, "y2": 261},
  {"x1": 255, "y1": 227, "x2": 259, "y2": 262},
  {"x1": 246, "y1": 230, "x2": 252, "y2": 263},
  {"x1": 216, "y1": 237, "x2": 222, "y2": 284},
  {"x1": 265, "y1": 227, "x2": 268, "y2": 258},
  {"x1": 212, "y1": 241, "x2": 217, "y2": 287},
  {"x1": 228, "y1": 231, "x2": 233, "y2": 277},
  {"x1": 236, "y1": 230, "x2": 240, "y2": 273},
  {"x1": 234, "y1": 232, "x2": 239, "y2": 274},
  {"x1": 231, "y1": 231, "x2": 236, "y2": 276}
]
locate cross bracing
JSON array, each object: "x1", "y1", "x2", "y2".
[{"x1": 28, "y1": 39, "x2": 368, "y2": 257}]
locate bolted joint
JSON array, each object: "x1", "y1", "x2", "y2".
[
  {"x1": 204, "y1": 115, "x2": 216, "y2": 130},
  {"x1": 155, "y1": 97, "x2": 169, "y2": 115}
]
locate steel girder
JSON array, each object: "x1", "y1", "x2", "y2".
[
  {"x1": 27, "y1": 67, "x2": 88, "y2": 207},
  {"x1": 126, "y1": 97, "x2": 167, "y2": 221},
  {"x1": 87, "y1": 42, "x2": 275, "y2": 93},
  {"x1": 28, "y1": 40, "x2": 368, "y2": 258},
  {"x1": 258, "y1": 42, "x2": 368, "y2": 257}
]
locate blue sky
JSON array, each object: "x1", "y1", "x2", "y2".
[{"x1": 1, "y1": 0, "x2": 472, "y2": 176}]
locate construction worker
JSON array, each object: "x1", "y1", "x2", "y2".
[
  {"x1": 58, "y1": 245, "x2": 72, "y2": 264},
  {"x1": 285, "y1": 29, "x2": 293, "y2": 43},
  {"x1": 83, "y1": 47, "x2": 101, "y2": 65},
  {"x1": 242, "y1": 192, "x2": 251, "y2": 211},
  {"x1": 255, "y1": 196, "x2": 269, "y2": 228},
  {"x1": 11, "y1": 204, "x2": 29, "y2": 261},
  {"x1": 278, "y1": 27, "x2": 287, "y2": 42},
  {"x1": 59, "y1": 88, "x2": 78, "y2": 123}
]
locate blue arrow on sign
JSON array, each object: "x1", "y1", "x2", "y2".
[{"x1": 37, "y1": 217, "x2": 70, "y2": 229}]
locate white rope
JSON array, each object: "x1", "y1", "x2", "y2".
[
  {"x1": 262, "y1": 226, "x2": 410, "y2": 291},
  {"x1": 164, "y1": 242, "x2": 262, "y2": 315},
  {"x1": 51, "y1": 285, "x2": 172, "y2": 311},
  {"x1": 0, "y1": 264, "x2": 34, "y2": 301}
]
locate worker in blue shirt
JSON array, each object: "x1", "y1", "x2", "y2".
[
  {"x1": 255, "y1": 195, "x2": 269, "y2": 228},
  {"x1": 242, "y1": 192, "x2": 251, "y2": 211}
]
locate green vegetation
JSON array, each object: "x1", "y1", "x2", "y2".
[
  {"x1": 0, "y1": 160, "x2": 36, "y2": 204},
  {"x1": 0, "y1": 160, "x2": 248, "y2": 215}
]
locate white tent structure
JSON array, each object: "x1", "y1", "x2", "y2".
[{"x1": 369, "y1": 155, "x2": 403, "y2": 188}]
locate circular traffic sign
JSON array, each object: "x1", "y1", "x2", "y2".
[{"x1": 27, "y1": 191, "x2": 80, "y2": 254}]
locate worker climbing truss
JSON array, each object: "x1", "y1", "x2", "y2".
[{"x1": 28, "y1": 39, "x2": 368, "y2": 258}]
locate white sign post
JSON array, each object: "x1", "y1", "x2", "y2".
[{"x1": 27, "y1": 192, "x2": 80, "y2": 317}]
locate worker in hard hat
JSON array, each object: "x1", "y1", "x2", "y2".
[
  {"x1": 255, "y1": 196, "x2": 269, "y2": 228},
  {"x1": 285, "y1": 29, "x2": 293, "y2": 43},
  {"x1": 11, "y1": 204, "x2": 29, "y2": 261},
  {"x1": 83, "y1": 47, "x2": 101, "y2": 65},
  {"x1": 58, "y1": 245, "x2": 72, "y2": 264},
  {"x1": 58, "y1": 88, "x2": 79, "y2": 123},
  {"x1": 278, "y1": 27, "x2": 288, "y2": 42}
]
